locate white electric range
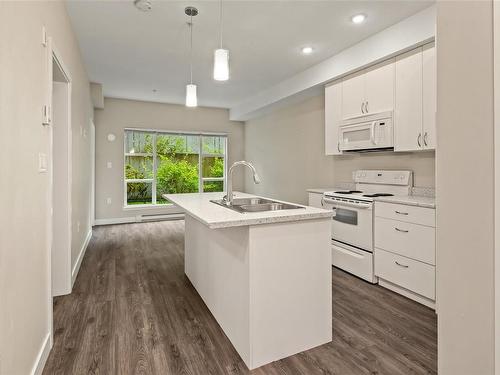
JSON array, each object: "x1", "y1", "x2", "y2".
[{"x1": 322, "y1": 170, "x2": 413, "y2": 283}]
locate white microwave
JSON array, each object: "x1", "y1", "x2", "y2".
[{"x1": 338, "y1": 111, "x2": 393, "y2": 152}]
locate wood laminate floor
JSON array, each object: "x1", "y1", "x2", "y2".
[{"x1": 43, "y1": 221, "x2": 437, "y2": 375}]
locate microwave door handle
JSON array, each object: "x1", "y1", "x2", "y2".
[{"x1": 370, "y1": 121, "x2": 377, "y2": 145}]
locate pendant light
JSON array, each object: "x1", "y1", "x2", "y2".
[
  {"x1": 185, "y1": 6, "x2": 198, "y2": 107},
  {"x1": 213, "y1": 0, "x2": 229, "y2": 81}
]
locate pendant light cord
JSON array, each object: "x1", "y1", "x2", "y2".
[
  {"x1": 219, "y1": 0, "x2": 223, "y2": 49},
  {"x1": 189, "y1": 13, "x2": 193, "y2": 84}
]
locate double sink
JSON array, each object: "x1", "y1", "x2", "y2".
[{"x1": 211, "y1": 197, "x2": 304, "y2": 213}]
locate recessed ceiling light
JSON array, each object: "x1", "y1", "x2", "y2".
[
  {"x1": 351, "y1": 14, "x2": 366, "y2": 24},
  {"x1": 134, "y1": 0, "x2": 152, "y2": 12},
  {"x1": 301, "y1": 46, "x2": 313, "y2": 55}
]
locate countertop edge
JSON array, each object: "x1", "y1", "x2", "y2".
[
  {"x1": 205, "y1": 212, "x2": 333, "y2": 229},
  {"x1": 306, "y1": 188, "x2": 335, "y2": 194},
  {"x1": 374, "y1": 196, "x2": 436, "y2": 209}
]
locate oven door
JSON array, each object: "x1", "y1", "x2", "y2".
[{"x1": 323, "y1": 197, "x2": 373, "y2": 252}]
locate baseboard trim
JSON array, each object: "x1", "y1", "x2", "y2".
[
  {"x1": 31, "y1": 332, "x2": 51, "y2": 375},
  {"x1": 71, "y1": 229, "x2": 92, "y2": 286}
]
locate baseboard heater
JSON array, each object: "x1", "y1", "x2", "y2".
[{"x1": 137, "y1": 213, "x2": 185, "y2": 222}]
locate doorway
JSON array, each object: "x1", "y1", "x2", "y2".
[{"x1": 50, "y1": 47, "x2": 72, "y2": 297}]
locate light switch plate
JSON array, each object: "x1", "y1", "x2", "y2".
[
  {"x1": 42, "y1": 26, "x2": 47, "y2": 46},
  {"x1": 107, "y1": 162, "x2": 112, "y2": 169},
  {"x1": 38, "y1": 153, "x2": 47, "y2": 173}
]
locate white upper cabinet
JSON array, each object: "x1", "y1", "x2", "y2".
[
  {"x1": 341, "y1": 59, "x2": 395, "y2": 120},
  {"x1": 422, "y1": 42, "x2": 436, "y2": 150},
  {"x1": 324, "y1": 42, "x2": 436, "y2": 156},
  {"x1": 364, "y1": 59, "x2": 395, "y2": 115},
  {"x1": 325, "y1": 80, "x2": 342, "y2": 155},
  {"x1": 394, "y1": 47, "x2": 423, "y2": 151},
  {"x1": 341, "y1": 71, "x2": 365, "y2": 119},
  {"x1": 394, "y1": 42, "x2": 436, "y2": 152}
]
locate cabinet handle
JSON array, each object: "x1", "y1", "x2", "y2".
[
  {"x1": 361, "y1": 102, "x2": 365, "y2": 114},
  {"x1": 423, "y1": 132, "x2": 428, "y2": 147},
  {"x1": 320, "y1": 197, "x2": 325, "y2": 207},
  {"x1": 395, "y1": 227, "x2": 409, "y2": 233},
  {"x1": 395, "y1": 261, "x2": 409, "y2": 268},
  {"x1": 417, "y1": 133, "x2": 422, "y2": 147},
  {"x1": 337, "y1": 141, "x2": 341, "y2": 152},
  {"x1": 395, "y1": 210, "x2": 408, "y2": 215},
  {"x1": 365, "y1": 101, "x2": 369, "y2": 113}
]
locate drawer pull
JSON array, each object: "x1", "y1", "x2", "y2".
[
  {"x1": 395, "y1": 261, "x2": 409, "y2": 268},
  {"x1": 395, "y1": 227, "x2": 409, "y2": 233},
  {"x1": 395, "y1": 210, "x2": 408, "y2": 215}
]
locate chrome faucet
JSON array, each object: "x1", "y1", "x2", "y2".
[{"x1": 224, "y1": 161, "x2": 261, "y2": 206}]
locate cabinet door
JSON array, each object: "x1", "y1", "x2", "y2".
[
  {"x1": 422, "y1": 43, "x2": 436, "y2": 150},
  {"x1": 394, "y1": 47, "x2": 423, "y2": 152},
  {"x1": 341, "y1": 71, "x2": 365, "y2": 120},
  {"x1": 365, "y1": 58, "x2": 395, "y2": 115},
  {"x1": 325, "y1": 81, "x2": 342, "y2": 155}
]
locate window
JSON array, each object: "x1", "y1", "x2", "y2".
[{"x1": 124, "y1": 130, "x2": 227, "y2": 206}]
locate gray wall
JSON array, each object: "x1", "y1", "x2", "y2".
[
  {"x1": 436, "y1": 1, "x2": 495, "y2": 373},
  {"x1": 244, "y1": 94, "x2": 435, "y2": 205},
  {"x1": 94, "y1": 98, "x2": 245, "y2": 221},
  {"x1": 0, "y1": 2, "x2": 93, "y2": 374}
]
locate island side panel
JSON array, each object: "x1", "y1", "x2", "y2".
[
  {"x1": 184, "y1": 214, "x2": 251, "y2": 365},
  {"x1": 248, "y1": 218, "x2": 332, "y2": 369}
]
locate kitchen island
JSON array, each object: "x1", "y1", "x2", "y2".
[{"x1": 165, "y1": 192, "x2": 333, "y2": 370}]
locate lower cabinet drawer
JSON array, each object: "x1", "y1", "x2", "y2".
[
  {"x1": 375, "y1": 249, "x2": 435, "y2": 300},
  {"x1": 375, "y1": 217, "x2": 435, "y2": 265}
]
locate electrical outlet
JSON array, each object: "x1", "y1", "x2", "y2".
[
  {"x1": 107, "y1": 161, "x2": 112, "y2": 169},
  {"x1": 106, "y1": 198, "x2": 112, "y2": 205}
]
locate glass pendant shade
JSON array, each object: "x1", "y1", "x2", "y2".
[
  {"x1": 186, "y1": 84, "x2": 197, "y2": 107},
  {"x1": 213, "y1": 48, "x2": 229, "y2": 81}
]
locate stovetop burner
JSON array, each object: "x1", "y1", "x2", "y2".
[
  {"x1": 362, "y1": 193, "x2": 395, "y2": 197},
  {"x1": 334, "y1": 190, "x2": 363, "y2": 194}
]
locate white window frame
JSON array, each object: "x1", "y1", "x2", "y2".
[{"x1": 123, "y1": 129, "x2": 228, "y2": 208}]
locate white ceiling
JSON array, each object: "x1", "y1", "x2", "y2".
[{"x1": 66, "y1": 0, "x2": 433, "y2": 109}]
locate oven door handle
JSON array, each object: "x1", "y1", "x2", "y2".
[{"x1": 323, "y1": 197, "x2": 372, "y2": 209}]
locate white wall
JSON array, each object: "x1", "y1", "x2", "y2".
[
  {"x1": 244, "y1": 94, "x2": 435, "y2": 205},
  {"x1": 94, "y1": 98, "x2": 245, "y2": 222},
  {"x1": 436, "y1": 1, "x2": 495, "y2": 374},
  {"x1": 0, "y1": 2, "x2": 93, "y2": 374}
]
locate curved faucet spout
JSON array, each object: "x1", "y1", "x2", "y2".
[{"x1": 225, "y1": 161, "x2": 261, "y2": 206}]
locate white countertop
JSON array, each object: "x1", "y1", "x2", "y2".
[
  {"x1": 374, "y1": 195, "x2": 436, "y2": 208},
  {"x1": 306, "y1": 188, "x2": 336, "y2": 194},
  {"x1": 165, "y1": 192, "x2": 334, "y2": 229}
]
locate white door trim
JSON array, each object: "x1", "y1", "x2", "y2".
[
  {"x1": 90, "y1": 119, "x2": 95, "y2": 226},
  {"x1": 494, "y1": 1, "x2": 500, "y2": 374},
  {"x1": 46, "y1": 38, "x2": 73, "y2": 349}
]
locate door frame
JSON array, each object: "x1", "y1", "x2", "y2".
[
  {"x1": 46, "y1": 39, "x2": 73, "y2": 343},
  {"x1": 90, "y1": 119, "x2": 95, "y2": 226},
  {"x1": 494, "y1": 1, "x2": 500, "y2": 373}
]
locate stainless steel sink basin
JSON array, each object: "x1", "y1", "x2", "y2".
[{"x1": 211, "y1": 197, "x2": 305, "y2": 213}]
